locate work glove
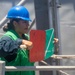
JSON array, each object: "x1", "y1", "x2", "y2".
[{"x1": 20, "y1": 40, "x2": 33, "y2": 50}]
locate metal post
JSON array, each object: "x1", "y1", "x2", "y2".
[
  {"x1": 49, "y1": 0, "x2": 61, "y2": 75},
  {"x1": 0, "y1": 61, "x2": 5, "y2": 75}
]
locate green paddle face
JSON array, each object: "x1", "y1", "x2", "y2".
[{"x1": 44, "y1": 28, "x2": 54, "y2": 59}]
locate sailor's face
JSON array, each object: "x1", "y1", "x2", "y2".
[{"x1": 14, "y1": 20, "x2": 29, "y2": 34}]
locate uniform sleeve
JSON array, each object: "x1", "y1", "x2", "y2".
[{"x1": 0, "y1": 36, "x2": 22, "y2": 57}]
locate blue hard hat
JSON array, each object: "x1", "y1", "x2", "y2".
[{"x1": 7, "y1": 6, "x2": 31, "y2": 21}]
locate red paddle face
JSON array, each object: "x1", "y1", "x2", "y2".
[{"x1": 29, "y1": 30, "x2": 46, "y2": 62}]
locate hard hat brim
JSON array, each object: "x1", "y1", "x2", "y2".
[{"x1": 6, "y1": 16, "x2": 32, "y2": 21}]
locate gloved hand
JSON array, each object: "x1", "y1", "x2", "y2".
[
  {"x1": 20, "y1": 40, "x2": 33, "y2": 50},
  {"x1": 53, "y1": 38, "x2": 58, "y2": 43}
]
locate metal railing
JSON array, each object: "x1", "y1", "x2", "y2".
[{"x1": 1, "y1": 55, "x2": 75, "y2": 75}]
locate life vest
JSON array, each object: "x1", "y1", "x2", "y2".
[{"x1": 0, "y1": 30, "x2": 35, "y2": 75}]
